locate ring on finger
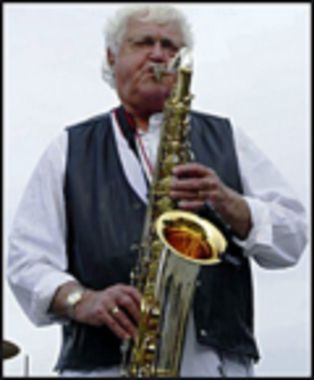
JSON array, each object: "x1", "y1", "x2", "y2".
[{"x1": 110, "y1": 306, "x2": 120, "y2": 316}]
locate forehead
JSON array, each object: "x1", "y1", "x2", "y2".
[{"x1": 124, "y1": 17, "x2": 183, "y2": 44}]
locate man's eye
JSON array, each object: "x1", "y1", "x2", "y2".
[
  {"x1": 161, "y1": 40, "x2": 178, "y2": 52},
  {"x1": 129, "y1": 37, "x2": 179, "y2": 53},
  {"x1": 133, "y1": 38, "x2": 154, "y2": 47}
]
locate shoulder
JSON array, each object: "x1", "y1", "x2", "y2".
[
  {"x1": 190, "y1": 110, "x2": 235, "y2": 139},
  {"x1": 65, "y1": 111, "x2": 112, "y2": 133},
  {"x1": 191, "y1": 110, "x2": 232, "y2": 129}
]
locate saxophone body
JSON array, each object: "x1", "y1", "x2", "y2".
[{"x1": 121, "y1": 48, "x2": 227, "y2": 377}]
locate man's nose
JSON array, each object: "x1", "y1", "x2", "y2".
[{"x1": 149, "y1": 41, "x2": 166, "y2": 62}]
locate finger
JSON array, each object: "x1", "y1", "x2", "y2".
[
  {"x1": 170, "y1": 190, "x2": 198, "y2": 200},
  {"x1": 170, "y1": 189, "x2": 210, "y2": 201},
  {"x1": 171, "y1": 178, "x2": 206, "y2": 192},
  {"x1": 172, "y1": 177, "x2": 218, "y2": 193},
  {"x1": 178, "y1": 200, "x2": 204, "y2": 210},
  {"x1": 117, "y1": 294, "x2": 141, "y2": 323},
  {"x1": 173, "y1": 163, "x2": 214, "y2": 178},
  {"x1": 112, "y1": 308, "x2": 138, "y2": 338},
  {"x1": 196, "y1": 190, "x2": 210, "y2": 201},
  {"x1": 103, "y1": 312, "x2": 131, "y2": 340},
  {"x1": 208, "y1": 189, "x2": 222, "y2": 203},
  {"x1": 119, "y1": 285, "x2": 142, "y2": 306}
]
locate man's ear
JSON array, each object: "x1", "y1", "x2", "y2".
[{"x1": 107, "y1": 48, "x2": 115, "y2": 67}]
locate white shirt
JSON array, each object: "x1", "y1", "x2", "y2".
[{"x1": 7, "y1": 111, "x2": 308, "y2": 376}]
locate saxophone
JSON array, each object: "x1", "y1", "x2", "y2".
[{"x1": 120, "y1": 48, "x2": 227, "y2": 377}]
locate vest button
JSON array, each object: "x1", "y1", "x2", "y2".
[
  {"x1": 130, "y1": 243, "x2": 139, "y2": 252},
  {"x1": 200, "y1": 329, "x2": 207, "y2": 337},
  {"x1": 133, "y1": 202, "x2": 141, "y2": 210},
  {"x1": 196, "y1": 280, "x2": 201, "y2": 287}
]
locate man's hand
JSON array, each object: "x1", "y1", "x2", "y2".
[
  {"x1": 170, "y1": 163, "x2": 252, "y2": 240},
  {"x1": 75, "y1": 284, "x2": 141, "y2": 339},
  {"x1": 51, "y1": 282, "x2": 141, "y2": 340}
]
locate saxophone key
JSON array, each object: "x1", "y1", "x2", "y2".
[
  {"x1": 155, "y1": 176, "x2": 172, "y2": 192},
  {"x1": 165, "y1": 141, "x2": 181, "y2": 153},
  {"x1": 162, "y1": 155, "x2": 180, "y2": 175},
  {"x1": 151, "y1": 240, "x2": 164, "y2": 257},
  {"x1": 156, "y1": 196, "x2": 173, "y2": 213}
]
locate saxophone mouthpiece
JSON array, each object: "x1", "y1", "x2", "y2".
[{"x1": 152, "y1": 63, "x2": 167, "y2": 82}]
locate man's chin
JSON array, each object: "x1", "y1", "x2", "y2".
[
  {"x1": 140, "y1": 87, "x2": 170, "y2": 107},
  {"x1": 140, "y1": 96, "x2": 166, "y2": 114},
  {"x1": 127, "y1": 83, "x2": 173, "y2": 115}
]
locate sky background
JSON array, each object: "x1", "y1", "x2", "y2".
[{"x1": 3, "y1": 3, "x2": 311, "y2": 377}]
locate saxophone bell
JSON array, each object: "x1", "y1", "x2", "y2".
[{"x1": 156, "y1": 210, "x2": 227, "y2": 265}]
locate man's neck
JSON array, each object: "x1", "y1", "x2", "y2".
[
  {"x1": 122, "y1": 105, "x2": 159, "y2": 132},
  {"x1": 133, "y1": 116, "x2": 150, "y2": 131}
]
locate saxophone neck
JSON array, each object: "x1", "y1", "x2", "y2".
[
  {"x1": 168, "y1": 47, "x2": 193, "y2": 74},
  {"x1": 152, "y1": 47, "x2": 193, "y2": 88},
  {"x1": 169, "y1": 48, "x2": 193, "y2": 103}
]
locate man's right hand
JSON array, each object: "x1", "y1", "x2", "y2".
[
  {"x1": 75, "y1": 284, "x2": 141, "y2": 339},
  {"x1": 51, "y1": 282, "x2": 141, "y2": 340}
]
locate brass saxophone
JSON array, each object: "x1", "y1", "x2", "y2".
[{"x1": 120, "y1": 48, "x2": 227, "y2": 377}]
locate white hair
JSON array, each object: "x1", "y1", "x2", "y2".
[{"x1": 101, "y1": 4, "x2": 194, "y2": 88}]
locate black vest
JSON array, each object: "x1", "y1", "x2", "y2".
[{"x1": 55, "y1": 110, "x2": 260, "y2": 371}]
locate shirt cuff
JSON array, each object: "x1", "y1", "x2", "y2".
[
  {"x1": 31, "y1": 270, "x2": 77, "y2": 326},
  {"x1": 232, "y1": 196, "x2": 273, "y2": 256}
]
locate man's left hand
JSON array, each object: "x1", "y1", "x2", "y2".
[{"x1": 170, "y1": 163, "x2": 252, "y2": 240}]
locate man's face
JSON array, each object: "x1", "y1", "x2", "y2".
[{"x1": 109, "y1": 18, "x2": 184, "y2": 117}]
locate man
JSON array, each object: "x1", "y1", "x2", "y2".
[{"x1": 7, "y1": 4, "x2": 308, "y2": 377}]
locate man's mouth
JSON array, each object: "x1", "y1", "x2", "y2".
[{"x1": 148, "y1": 63, "x2": 168, "y2": 82}]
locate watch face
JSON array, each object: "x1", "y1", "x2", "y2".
[
  {"x1": 66, "y1": 288, "x2": 85, "y2": 319},
  {"x1": 67, "y1": 288, "x2": 84, "y2": 306},
  {"x1": 69, "y1": 291, "x2": 82, "y2": 304}
]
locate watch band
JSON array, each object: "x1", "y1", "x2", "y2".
[{"x1": 65, "y1": 286, "x2": 85, "y2": 319}]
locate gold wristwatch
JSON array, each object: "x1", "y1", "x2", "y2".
[{"x1": 65, "y1": 286, "x2": 85, "y2": 319}]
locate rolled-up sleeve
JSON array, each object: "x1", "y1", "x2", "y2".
[
  {"x1": 232, "y1": 125, "x2": 308, "y2": 269},
  {"x1": 7, "y1": 131, "x2": 75, "y2": 326}
]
